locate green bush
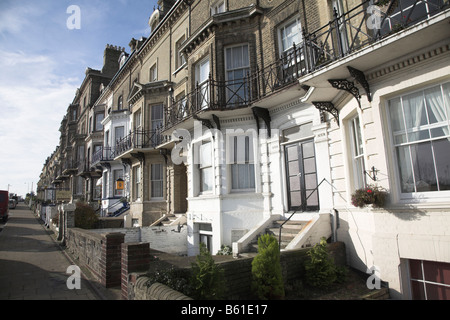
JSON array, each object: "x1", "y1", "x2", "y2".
[
  {"x1": 251, "y1": 233, "x2": 285, "y2": 300},
  {"x1": 74, "y1": 202, "x2": 98, "y2": 229},
  {"x1": 146, "y1": 267, "x2": 193, "y2": 297},
  {"x1": 190, "y1": 243, "x2": 225, "y2": 300},
  {"x1": 304, "y1": 237, "x2": 346, "y2": 288}
]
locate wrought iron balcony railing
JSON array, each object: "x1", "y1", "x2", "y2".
[
  {"x1": 164, "y1": 0, "x2": 448, "y2": 131},
  {"x1": 91, "y1": 147, "x2": 116, "y2": 167},
  {"x1": 115, "y1": 129, "x2": 162, "y2": 157}
]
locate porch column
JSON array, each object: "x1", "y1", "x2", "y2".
[{"x1": 312, "y1": 122, "x2": 333, "y2": 212}]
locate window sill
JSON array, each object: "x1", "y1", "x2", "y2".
[{"x1": 172, "y1": 63, "x2": 187, "y2": 76}]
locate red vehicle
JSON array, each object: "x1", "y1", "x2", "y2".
[{"x1": 0, "y1": 190, "x2": 9, "y2": 222}]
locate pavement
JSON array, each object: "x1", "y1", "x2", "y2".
[{"x1": 0, "y1": 203, "x2": 105, "y2": 300}]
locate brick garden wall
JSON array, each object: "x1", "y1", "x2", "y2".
[
  {"x1": 127, "y1": 242, "x2": 346, "y2": 300},
  {"x1": 218, "y1": 241, "x2": 346, "y2": 299}
]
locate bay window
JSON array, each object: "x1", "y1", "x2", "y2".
[
  {"x1": 388, "y1": 81, "x2": 450, "y2": 195},
  {"x1": 349, "y1": 116, "x2": 366, "y2": 190},
  {"x1": 225, "y1": 44, "x2": 249, "y2": 106},
  {"x1": 151, "y1": 163, "x2": 163, "y2": 198},
  {"x1": 229, "y1": 135, "x2": 255, "y2": 191},
  {"x1": 199, "y1": 141, "x2": 213, "y2": 193}
]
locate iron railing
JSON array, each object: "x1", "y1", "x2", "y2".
[
  {"x1": 164, "y1": 0, "x2": 448, "y2": 131},
  {"x1": 115, "y1": 129, "x2": 162, "y2": 156},
  {"x1": 91, "y1": 147, "x2": 116, "y2": 166}
]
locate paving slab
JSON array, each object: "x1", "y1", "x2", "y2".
[{"x1": 0, "y1": 204, "x2": 99, "y2": 300}]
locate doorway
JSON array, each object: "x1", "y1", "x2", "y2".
[{"x1": 285, "y1": 139, "x2": 319, "y2": 211}]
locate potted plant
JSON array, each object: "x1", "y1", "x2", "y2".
[{"x1": 351, "y1": 185, "x2": 388, "y2": 208}]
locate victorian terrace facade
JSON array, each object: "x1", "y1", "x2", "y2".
[{"x1": 38, "y1": 0, "x2": 450, "y2": 300}]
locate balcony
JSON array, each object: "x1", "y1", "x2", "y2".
[
  {"x1": 62, "y1": 159, "x2": 77, "y2": 176},
  {"x1": 91, "y1": 147, "x2": 116, "y2": 168},
  {"x1": 114, "y1": 129, "x2": 162, "y2": 159},
  {"x1": 164, "y1": 0, "x2": 449, "y2": 130}
]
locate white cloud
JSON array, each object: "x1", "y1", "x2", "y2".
[{"x1": 0, "y1": 49, "x2": 79, "y2": 196}]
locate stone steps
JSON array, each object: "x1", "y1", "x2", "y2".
[{"x1": 246, "y1": 219, "x2": 308, "y2": 253}]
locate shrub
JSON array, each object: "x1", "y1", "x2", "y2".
[
  {"x1": 217, "y1": 245, "x2": 232, "y2": 255},
  {"x1": 304, "y1": 237, "x2": 346, "y2": 288},
  {"x1": 251, "y1": 233, "x2": 285, "y2": 300},
  {"x1": 190, "y1": 243, "x2": 225, "y2": 300},
  {"x1": 74, "y1": 202, "x2": 98, "y2": 229},
  {"x1": 146, "y1": 267, "x2": 193, "y2": 297},
  {"x1": 351, "y1": 184, "x2": 388, "y2": 208}
]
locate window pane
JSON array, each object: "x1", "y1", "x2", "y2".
[
  {"x1": 389, "y1": 97, "x2": 405, "y2": 133},
  {"x1": 290, "y1": 191, "x2": 302, "y2": 207},
  {"x1": 200, "y1": 142, "x2": 212, "y2": 168},
  {"x1": 396, "y1": 146, "x2": 415, "y2": 193},
  {"x1": 424, "y1": 86, "x2": 446, "y2": 124},
  {"x1": 410, "y1": 141, "x2": 437, "y2": 192},
  {"x1": 432, "y1": 139, "x2": 450, "y2": 190},
  {"x1": 302, "y1": 141, "x2": 315, "y2": 158},
  {"x1": 306, "y1": 189, "x2": 319, "y2": 207},
  {"x1": 201, "y1": 167, "x2": 213, "y2": 191},
  {"x1": 409, "y1": 260, "x2": 423, "y2": 280},
  {"x1": 403, "y1": 91, "x2": 427, "y2": 129}
]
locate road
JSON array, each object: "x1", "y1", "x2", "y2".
[{"x1": 0, "y1": 203, "x2": 99, "y2": 300}]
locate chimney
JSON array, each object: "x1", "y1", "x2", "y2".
[
  {"x1": 102, "y1": 44, "x2": 124, "y2": 78},
  {"x1": 157, "y1": 0, "x2": 177, "y2": 17}
]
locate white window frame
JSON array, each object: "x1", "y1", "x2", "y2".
[
  {"x1": 225, "y1": 43, "x2": 250, "y2": 105},
  {"x1": 133, "y1": 165, "x2": 141, "y2": 201},
  {"x1": 150, "y1": 63, "x2": 157, "y2": 82},
  {"x1": 227, "y1": 133, "x2": 256, "y2": 192},
  {"x1": 211, "y1": 1, "x2": 225, "y2": 16},
  {"x1": 193, "y1": 139, "x2": 214, "y2": 195},
  {"x1": 175, "y1": 35, "x2": 186, "y2": 70},
  {"x1": 349, "y1": 115, "x2": 366, "y2": 190},
  {"x1": 195, "y1": 57, "x2": 210, "y2": 109},
  {"x1": 278, "y1": 16, "x2": 302, "y2": 57},
  {"x1": 386, "y1": 81, "x2": 450, "y2": 201},
  {"x1": 151, "y1": 163, "x2": 164, "y2": 199}
]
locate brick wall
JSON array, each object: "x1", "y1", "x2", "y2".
[
  {"x1": 66, "y1": 228, "x2": 125, "y2": 288},
  {"x1": 126, "y1": 241, "x2": 346, "y2": 300},
  {"x1": 121, "y1": 243, "x2": 151, "y2": 300},
  {"x1": 219, "y1": 241, "x2": 346, "y2": 299}
]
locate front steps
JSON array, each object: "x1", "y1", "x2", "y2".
[
  {"x1": 237, "y1": 213, "x2": 332, "y2": 257},
  {"x1": 241, "y1": 220, "x2": 309, "y2": 256},
  {"x1": 151, "y1": 213, "x2": 186, "y2": 227}
]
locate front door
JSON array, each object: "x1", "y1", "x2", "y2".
[{"x1": 285, "y1": 139, "x2": 319, "y2": 211}]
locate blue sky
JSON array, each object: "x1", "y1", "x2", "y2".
[{"x1": 0, "y1": 0, "x2": 158, "y2": 197}]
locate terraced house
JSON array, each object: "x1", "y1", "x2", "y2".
[{"x1": 38, "y1": 0, "x2": 450, "y2": 300}]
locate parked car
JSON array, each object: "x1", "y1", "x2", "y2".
[
  {"x1": 9, "y1": 199, "x2": 16, "y2": 209},
  {"x1": 0, "y1": 190, "x2": 9, "y2": 222}
]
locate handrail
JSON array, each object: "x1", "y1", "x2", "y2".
[{"x1": 278, "y1": 178, "x2": 337, "y2": 250}]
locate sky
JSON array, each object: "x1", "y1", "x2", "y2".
[{"x1": 0, "y1": 0, "x2": 158, "y2": 197}]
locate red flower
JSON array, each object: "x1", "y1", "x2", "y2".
[{"x1": 367, "y1": 189, "x2": 373, "y2": 193}]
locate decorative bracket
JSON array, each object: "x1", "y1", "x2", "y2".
[
  {"x1": 347, "y1": 66, "x2": 371, "y2": 102},
  {"x1": 121, "y1": 158, "x2": 132, "y2": 168},
  {"x1": 252, "y1": 107, "x2": 271, "y2": 137},
  {"x1": 211, "y1": 114, "x2": 221, "y2": 131},
  {"x1": 131, "y1": 152, "x2": 145, "y2": 166},
  {"x1": 312, "y1": 101, "x2": 339, "y2": 125},
  {"x1": 160, "y1": 148, "x2": 168, "y2": 164},
  {"x1": 193, "y1": 114, "x2": 213, "y2": 129},
  {"x1": 329, "y1": 79, "x2": 361, "y2": 109}
]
